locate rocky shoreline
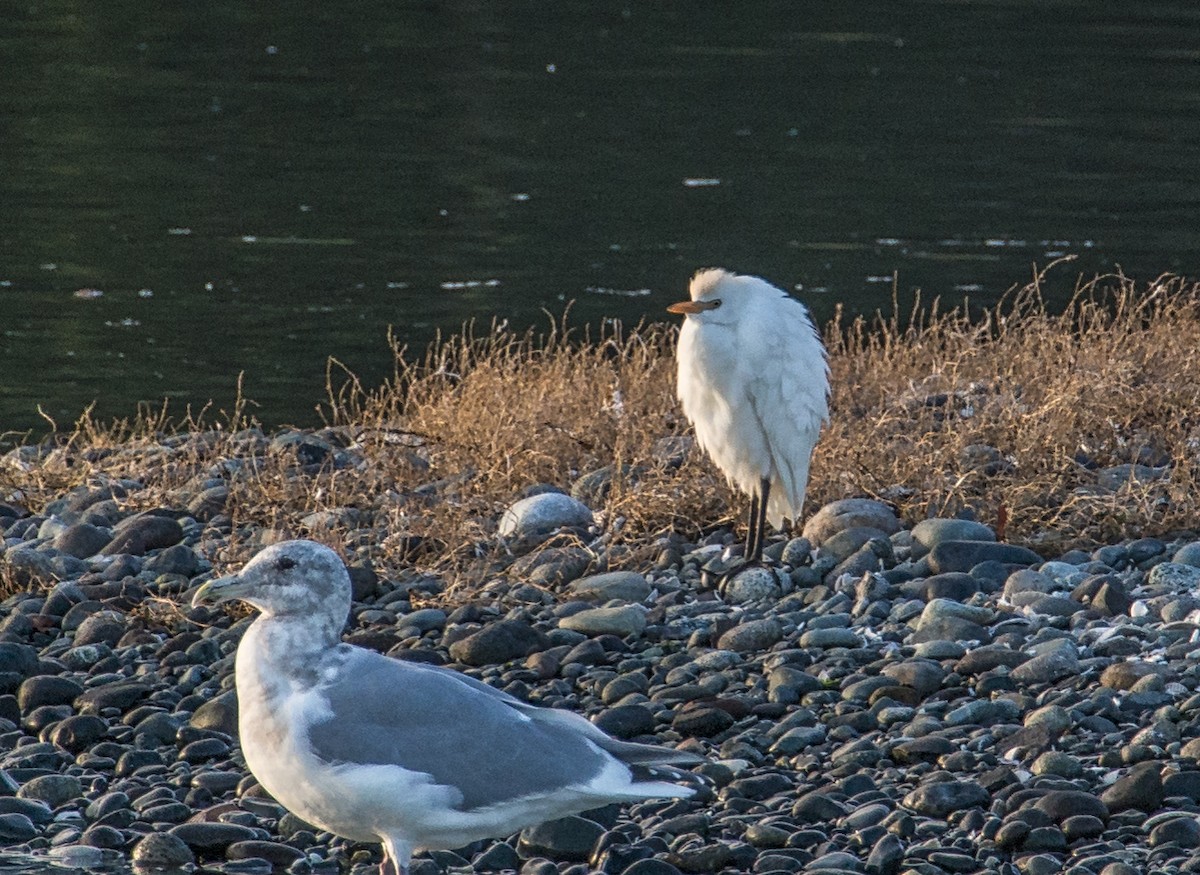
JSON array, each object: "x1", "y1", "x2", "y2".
[{"x1": 3, "y1": 427, "x2": 1200, "y2": 875}]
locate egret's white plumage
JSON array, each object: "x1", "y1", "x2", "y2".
[
  {"x1": 669, "y1": 268, "x2": 829, "y2": 561},
  {"x1": 191, "y1": 540, "x2": 701, "y2": 875}
]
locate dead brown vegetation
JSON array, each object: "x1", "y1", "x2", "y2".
[{"x1": 3, "y1": 267, "x2": 1199, "y2": 592}]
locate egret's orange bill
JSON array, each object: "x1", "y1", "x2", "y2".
[{"x1": 667, "y1": 300, "x2": 720, "y2": 314}]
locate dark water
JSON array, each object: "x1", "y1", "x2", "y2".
[{"x1": 3, "y1": 1, "x2": 1199, "y2": 437}]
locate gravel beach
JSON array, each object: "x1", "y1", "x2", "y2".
[{"x1": 3, "y1": 425, "x2": 1200, "y2": 875}]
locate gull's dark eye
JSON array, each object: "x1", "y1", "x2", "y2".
[{"x1": 276, "y1": 556, "x2": 296, "y2": 571}]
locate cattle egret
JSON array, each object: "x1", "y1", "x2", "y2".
[{"x1": 668, "y1": 268, "x2": 829, "y2": 565}]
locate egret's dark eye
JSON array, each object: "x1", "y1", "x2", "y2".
[
  {"x1": 711, "y1": 299, "x2": 722, "y2": 309},
  {"x1": 276, "y1": 556, "x2": 296, "y2": 571}
]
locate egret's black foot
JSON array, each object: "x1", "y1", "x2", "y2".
[{"x1": 703, "y1": 553, "x2": 769, "y2": 597}]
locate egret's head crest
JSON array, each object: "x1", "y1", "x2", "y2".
[{"x1": 689, "y1": 267, "x2": 737, "y2": 301}]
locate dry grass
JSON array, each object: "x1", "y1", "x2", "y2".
[
  {"x1": 3, "y1": 266, "x2": 1199, "y2": 594},
  {"x1": 817, "y1": 266, "x2": 1200, "y2": 552}
]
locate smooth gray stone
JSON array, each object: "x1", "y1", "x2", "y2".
[{"x1": 498, "y1": 493, "x2": 593, "y2": 538}]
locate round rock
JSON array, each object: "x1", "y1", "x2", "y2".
[
  {"x1": 558, "y1": 606, "x2": 647, "y2": 638},
  {"x1": 928, "y1": 541, "x2": 1041, "y2": 574},
  {"x1": 190, "y1": 689, "x2": 239, "y2": 736},
  {"x1": 17, "y1": 676, "x2": 84, "y2": 713},
  {"x1": 498, "y1": 493, "x2": 593, "y2": 538},
  {"x1": 902, "y1": 780, "x2": 989, "y2": 816},
  {"x1": 17, "y1": 774, "x2": 83, "y2": 808},
  {"x1": 169, "y1": 822, "x2": 259, "y2": 852},
  {"x1": 0, "y1": 812, "x2": 38, "y2": 842},
  {"x1": 54, "y1": 523, "x2": 113, "y2": 559},
  {"x1": 565, "y1": 572, "x2": 651, "y2": 603},
  {"x1": 518, "y1": 815, "x2": 605, "y2": 862},
  {"x1": 132, "y1": 832, "x2": 196, "y2": 869},
  {"x1": 721, "y1": 566, "x2": 782, "y2": 604},
  {"x1": 102, "y1": 514, "x2": 184, "y2": 556},
  {"x1": 911, "y1": 518, "x2": 996, "y2": 557},
  {"x1": 447, "y1": 620, "x2": 549, "y2": 666},
  {"x1": 1147, "y1": 562, "x2": 1200, "y2": 589},
  {"x1": 73, "y1": 611, "x2": 128, "y2": 647},
  {"x1": 47, "y1": 714, "x2": 108, "y2": 752},
  {"x1": 591, "y1": 704, "x2": 656, "y2": 739},
  {"x1": 717, "y1": 618, "x2": 784, "y2": 652},
  {"x1": 802, "y1": 498, "x2": 900, "y2": 544}
]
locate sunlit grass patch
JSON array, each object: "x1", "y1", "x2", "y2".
[{"x1": 3, "y1": 267, "x2": 1198, "y2": 593}]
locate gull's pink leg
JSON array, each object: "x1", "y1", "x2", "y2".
[{"x1": 380, "y1": 840, "x2": 411, "y2": 875}]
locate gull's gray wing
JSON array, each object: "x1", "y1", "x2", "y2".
[{"x1": 304, "y1": 645, "x2": 697, "y2": 811}]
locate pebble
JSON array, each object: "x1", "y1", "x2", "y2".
[
  {"x1": 559, "y1": 606, "x2": 647, "y2": 637},
  {"x1": 447, "y1": 619, "x2": 548, "y2": 665},
  {"x1": 1101, "y1": 762, "x2": 1164, "y2": 812},
  {"x1": 170, "y1": 821, "x2": 261, "y2": 851},
  {"x1": 102, "y1": 513, "x2": 184, "y2": 555},
  {"x1": 498, "y1": 493, "x2": 594, "y2": 538},
  {"x1": 131, "y1": 832, "x2": 196, "y2": 869},
  {"x1": 54, "y1": 522, "x2": 113, "y2": 559},
  {"x1": 927, "y1": 540, "x2": 1042, "y2": 574},
  {"x1": 1148, "y1": 561, "x2": 1200, "y2": 588},
  {"x1": 5, "y1": 447, "x2": 1200, "y2": 875},
  {"x1": 18, "y1": 675, "x2": 84, "y2": 711},
  {"x1": 902, "y1": 780, "x2": 989, "y2": 816},
  {"x1": 518, "y1": 815, "x2": 605, "y2": 861},
  {"x1": 721, "y1": 566, "x2": 782, "y2": 603},
  {"x1": 716, "y1": 617, "x2": 783, "y2": 652},
  {"x1": 801, "y1": 498, "x2": 900, "y2": 544},
  {"x1": 0, "y1": 812, "x2": 39, "y2": 841},
  {"x1": 910, "y1": 518, "x2": 996, "y2": 557},
  {"x1": 16, "y1": 774, "x2": 82, "y2": 807},
  {"x1": 566, "y1": 571, "x2": 651, "y2": 603}
]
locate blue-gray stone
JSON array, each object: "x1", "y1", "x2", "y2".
[
  {"x1": 518, "y1": 815, "x2": 605, "y2": 862},
  {"x1": 1174, "y1": 542, "x2": 1200, "y2": 568},
  {"x1": 1147, "y1": 562, "x2": 1200, "y2": 589},
  {"x1": 53, "y1": 523, "x2": 112, "y2": 559},
  {"x1": 928, "y1": 541, "x2": 1041, "y2": 574},
  {"x1": 16, "y1": 774, "x2": 82, "y2": 807},
  {"x1": 802, "y1": 498, "x2": 900, "y2": 544},
  {"x1": 911, "y1": 518, "x2": 996, "y2": 558},
  {"x1": 498, "y1": 493, "x2": 593, "y2": 538},
  {"x1": 902, "y1": 780, "x2": 989, "y2": 817},
  {"x1": 0, "y1": 812, "x2": 38, "y2": 841},
  {"x1": 565, "y1": 572, "x2": 651, "y2": 603},
  {"x1": 718, "y1": 618, "x2": 784, "y2": 652},
  {"x1": 722, "y1": 566, "x2": 783, "y2": 604},
  {"x1": 102, "y1": 514, "x2": 184, "y2": 556},
  {"x1": 132, "y1": 832, "x2": 196, "y2": 868},
  {"x1": 558, "y1": 606, "x2": 646, "y2": 637},
  {"x1": 1011, "y1": 648, "x2": 1080, "y2": 685}
]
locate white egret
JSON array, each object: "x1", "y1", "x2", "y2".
[{"x1": 668, "y1": 268, "x2": 829, "y2": 565}]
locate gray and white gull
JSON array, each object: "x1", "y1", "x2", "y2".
[{"x1": 191, "y1": 540, "x2": 702, "y2": 875}]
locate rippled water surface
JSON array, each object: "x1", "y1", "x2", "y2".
[{"x1": 2, "y1": 1, "x2": 1199, "y2": 434}]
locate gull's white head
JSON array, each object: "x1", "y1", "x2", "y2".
[{"x1": 191, "y1": 540, "x2": 351, "y2": 623}]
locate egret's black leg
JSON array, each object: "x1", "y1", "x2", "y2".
[
  {"x1": 749, "y1": 477, "x2": 770, "y2": 563},
  {"x1": 744, "y1": 491, "x2": 760, "y2": 558},
  {"x1": 714, "y1": 479, "x2": 774, "y2": 595}
]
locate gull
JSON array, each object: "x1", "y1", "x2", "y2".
[
  {"x1": 191, "y1": 540, "x2": 701, "y2": 875},
  {"x1": 668, "y1": 268, "x2": 829, "y2": 566}
]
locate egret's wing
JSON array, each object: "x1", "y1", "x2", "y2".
[{"x1": 741, "y1": 291, "x2": 829, "y2": 524}]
